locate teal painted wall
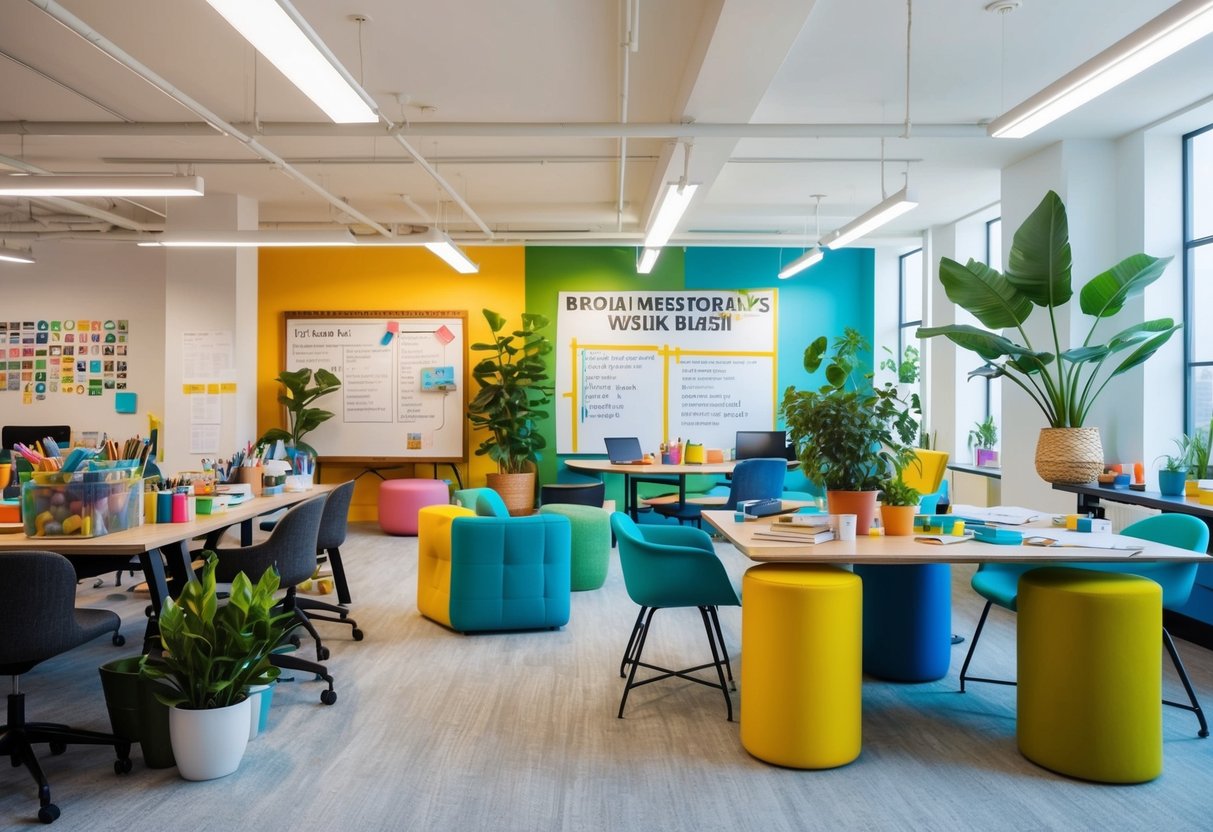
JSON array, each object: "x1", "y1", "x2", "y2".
[{"x1": 523, "y1": 246, "x2": 875, "y2": 501}]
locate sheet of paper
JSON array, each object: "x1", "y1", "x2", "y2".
[
  {"x1": 189, "y1": 423, "x2": 220, "y2": 454},
  {"x1": 190, "y1": 393, "x2": 220, "y2": 424},
  {"x1": 1022, "y1": 530, "x2": 1144, "y2": 551},
  {"x1": 952, "y1": 505, "x2": 1044, "y2": 525},
  {"x1": 182, "y1": 331, "x2": 234, "y2": 379}
]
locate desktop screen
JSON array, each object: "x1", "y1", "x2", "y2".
[{"x1": 735, "y1": 430, "x2": 789, "y2": 460}]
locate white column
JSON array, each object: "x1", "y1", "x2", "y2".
[{"x1": 161, "y1": 195, "x2": 258, "y2": 472}]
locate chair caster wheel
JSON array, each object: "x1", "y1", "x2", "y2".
[
  {"x1": 317, "y1": 646, "x2": 330, "y2": 661},
  {"x1": 112, "y1": 633, "x2": 126, "y2": 647},
  {"x1": 114, "y1": 757, "x2": 132, "y2": 775},
  {"x1": 38, "y1": 803, "x2": 60, "y2": 824},
  {"x1": 49, "y1": 742, "x2": 66, "y2": 756},
  {"x1": 320, "y1": 689, "x2": 337, "y2": 705},
  {"x1": 352, "y1": 628, "x2": 364, "y2": 641},
  {"x1": 288, "y1": 635, "x2": 301, "y2": 649}
]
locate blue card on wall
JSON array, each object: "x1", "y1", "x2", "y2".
[{"x1": 115, "y1": 391, "x2": 137, "y2": 414}]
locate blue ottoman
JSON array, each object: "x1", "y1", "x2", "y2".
[{"x1": 853, "y1": 564, "x2": 952, "y2": 682}]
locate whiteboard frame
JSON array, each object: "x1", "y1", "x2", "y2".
[{"x1": 279, "y1": 310, "x2": 468, "y2": 464}]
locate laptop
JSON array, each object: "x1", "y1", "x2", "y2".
[{"x1": 604, "y1": 436, "x2": 647, "y2": 464}]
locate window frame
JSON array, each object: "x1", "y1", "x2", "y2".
[
  {"x1": 1183, "y1": 122, "x2": 1213, "y2": 433},
  {"x1": 897, "y1": 247, "x2": 923, "y2": 361}
]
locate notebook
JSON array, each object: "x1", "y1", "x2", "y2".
[{"x1": 604, "y1": 437, "x2": 646, "y2": 464}]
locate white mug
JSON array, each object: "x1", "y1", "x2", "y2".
[{"x1": 837, "y1": 514, "x2": 857, "y2": 542}]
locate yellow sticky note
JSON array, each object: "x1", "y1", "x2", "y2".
[
  {"x1": 220, "y1": 382, "x2": 238, "y2": 394},
  {"x1": 206, "y1": 383, "x2": 221, "y2": 394},
  {"x1": 182, "y1": 383, "x2": 206, "y2": 394}
]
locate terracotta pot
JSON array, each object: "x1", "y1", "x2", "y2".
[
  {"x1": 880, "y1": 504, "x2": 918, "y2": 536},
  {"x1": 486, "y1": 472, "x2": 536, "y2": 516},
  {"x1": 1034, "y1": 427, "x2": 1104, "y2": 485},
  {"x1": 827, "y1": 490, "x2": 879, "y2": 535}
]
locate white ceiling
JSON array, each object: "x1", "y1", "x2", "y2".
[{"x1": 1, "y1": 0, "x2": 1211, "y2": 250}]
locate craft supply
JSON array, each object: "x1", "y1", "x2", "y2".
[
  {"x1": 171, "y1": 492, "x2": 187, "y2": 523},
  {"x1": 157, "y1": 491, "x2": 173, "y2": 524}
]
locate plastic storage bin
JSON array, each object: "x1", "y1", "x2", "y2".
[{"x1": 22, "y1": 462, "x2": 144, "y2": 538}]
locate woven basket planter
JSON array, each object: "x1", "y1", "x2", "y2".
[
  {"x1": 486, "y1": 472, "x2": 536, "y2": 516},
  {"x1": 1034, "y1": 427, "x2": 1104, "y2": 485}
]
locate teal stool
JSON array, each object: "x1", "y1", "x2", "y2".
[{"x1": 539, "y1": 504, "x2": 611, "y2": 590}]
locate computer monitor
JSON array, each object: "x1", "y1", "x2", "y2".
[
  {"x1": 2, "y1": 424, "x2": 71, "y2": 451},
  {"x1": 603, "y1": 436, "x2": 645, "y2": 464},
  {"x1": 735, "y1": 430, "x2": 789, "y2": 460}
]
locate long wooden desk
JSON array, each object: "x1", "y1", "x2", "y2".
[
  {"x1": 0, "y1": 485, "x2": 334, "y2": 646},
  {"x1": 701, "y1": 509, "x2": 1208, "y2": 564}
]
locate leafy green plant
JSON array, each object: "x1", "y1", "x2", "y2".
[
  {"x1": 1176, "y1": 417, "x2": 1213, "y2": 478},
  {"x1": 880, "y1": 344, "x2": 920, "y2": 384},
  {"x1": 916, "y1": 191, "x2": 1179, "y2": 428},
  {"x1": 781, "y1": 328, "x2": 917, "y2": 492},
  {"x1": 468, "y1": 309, "x2": 553, "y2": 474},
  {"x1": 880, "y1": 477, "x2": 921, "y2": 507},
  {"x1": 967, "y1": 415, "x2": 999, "y2": 450},
  {"x1": 1156, "y1": 449, "x2": 1187, "y2": 473},
  {"x1": 258, "y1": 368, "x2": 341, "y2": 457},
  {"x1": 140, "y1": 554, "x2": 294, "y2": 710}
]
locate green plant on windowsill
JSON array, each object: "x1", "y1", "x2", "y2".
[
  {"x1": 1176, "y1": 417, "x2": 1212, "y2": 479},
  {"x1": 1156, "y1": 449, "x2": 1187, "y2": 473},
  {"x1": 258, "y1": 367, "x2": 341, "y2": 458},
  {"x1": 967, "y1": 415, "x2": 999, "y2": 451},
  {"x1": 880, "y1": 343, "x2": 920, "y2": 385}
]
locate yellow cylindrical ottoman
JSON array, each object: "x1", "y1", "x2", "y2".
[
  {"x1": 1018, "y1": 567, "x2": 1162, "y2": 783},
  {"x1": 741, "y1": 564, "x2": 862, "y2": 769}
]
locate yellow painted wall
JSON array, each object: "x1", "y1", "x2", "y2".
[{"x1": 258, "y1": 247, "x2": 525, "y2": 521}]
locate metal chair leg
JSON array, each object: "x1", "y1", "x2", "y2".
[
  {"x1": 699, "y1": 606, "x2": 733, "y2": 721},
  {"x1": 958, "y1": 600, "x2": 992, "y2": 694},
  {"x1": 1163, "y1": 627, "x2": 1209, "y2": 738},
  {"x1": 707, "y1": 605, "x2": 735, "y2": 689},
  {"x1": 619, "y1": 606, "x2": 647, "y2": 678},
  {"x1": 618, "y1": 607, "x2": 657, "y2": 718}
]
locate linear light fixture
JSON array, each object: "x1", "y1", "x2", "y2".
[
  {"x1": 778, "y1": 247, "x2": 823, "y2": 279},
  {"x1": 0, "y1": 246, "x2": 35, "y2": 264},
  {"x1": 137, "y1": 230, "x2": 356, "y2": 247},
  {"x1": 424, "y1": 234, "x2": 479, "y2": 274},
  {"x1": 643, "y1": 183, "x2": 698, "y2": 249},
  {"x1": 347, "y1": 229, "x2": 479, "y2": 273},
  {"x1": 989, "y1": 0, "x2": 1213, "y2": 138},
  {"x1": 204, "y1": 0, "x2": 380, "y2": 124},
  {"x1": 0, "y1": 174, "x2": 204, "y2": 197},
  {"x1": 819, "y1": 187, "x2": 918, "y2": 249},
  {"x1": 636, "y1": 247, "x2": 661, "y2": 275}
]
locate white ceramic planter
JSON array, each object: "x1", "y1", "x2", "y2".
[{"x1": 169, "y1": 698, "x2": 252, "y2": 781}]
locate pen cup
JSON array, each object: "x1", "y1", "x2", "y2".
[
  {"x1": 171, "y1": 492, "x2": 187, "y2": 523},
  {"x1": 144, "y1": 492, "x2": 157, "y2": 525},
  {"x1": 156, "y1": 491, "x2": 173, "y2": 524},
  {"x1": 236, "y1": 466, "x2": 264, "y2": 497}
]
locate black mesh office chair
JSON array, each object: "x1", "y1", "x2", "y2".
[
  {"x1": 0, "y1": 550, "x2": 132, "y2": 825},
  {"x1": 293, "y1": 481, "x2": 364, "y2": 643},
  {"x1": 211, "y1": 497, "x2": 338, "y2": 705}
]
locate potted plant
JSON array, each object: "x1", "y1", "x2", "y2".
[
  {"x1": 139, "y1": 554, "x2": 295, "y2": 781},
  {"x1": 968, "y1": 415, "x2": 999, "y2": 468},
  {"x1": 258, "y1": 367, "x2": 342, "y2": 458},
  {"x1": 1156, "y1": 446, "x2": 1188, "y2": 497},
  {"x1": 880, "y1": 343, "x2": 920, "y2": 385},
  {"x1": 917, "y1": 190, "x2": 1180, "y2": 484},
  {"x1": 879, "y1": 477, "x2": 921, "y2": 536},
  {"x1": 781, "y1": 328, "x2": 917, "y2": 534},
  {"x1": 467, "y1": 309, "x2": 553, "y2": 515},
  {"x1": 1175, "y1": 416, "x2": 1212, "y2": 495}
]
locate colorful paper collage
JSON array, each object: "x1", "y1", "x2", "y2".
[{"x1": 0, "y1": 319, "x2": 130, "y2": 402}]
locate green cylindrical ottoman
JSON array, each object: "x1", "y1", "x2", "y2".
[{"x1": 538, "y1": 504, "x2": 610, "y2": 590}]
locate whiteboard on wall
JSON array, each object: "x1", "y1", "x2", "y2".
[
  {"x1": 281, "y1": 311, "x2": 466, "y2": 462},
  {"x1": 554, "y1": 290, "x2": 778, "y2": 456}
]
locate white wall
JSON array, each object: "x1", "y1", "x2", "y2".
[{"x1": 0, "y1": 241, "x2": 165, "y2": 442}]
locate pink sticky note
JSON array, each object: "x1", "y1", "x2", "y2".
[
  {"x1": 434, "y1": 325, "x2": 454, "y2": 345},
  {"x1": 387, "y1": 321, "x2": 399, "y2": 334}
]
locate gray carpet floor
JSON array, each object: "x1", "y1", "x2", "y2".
[{"x1": 2, "y1": 521, "x2": 1211, "y2": 831}]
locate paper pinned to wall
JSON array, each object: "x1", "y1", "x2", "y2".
[
  {"x1": 182, "y1": 330, "x2": 234, "y2": 379},
  {"x1": 189, "y1": 423, "x2": 220, "y2": 454},
  {"x1": 190, "y1": 393, "x2": 220, "y2": 424}
]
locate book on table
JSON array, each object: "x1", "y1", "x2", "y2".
[{"x1": 753, "y1": 528, "x2": 835, "y2": 544}]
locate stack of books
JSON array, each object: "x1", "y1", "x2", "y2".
[{"x1": 752, "y1": 519, "x2": 835, "y2": 544}]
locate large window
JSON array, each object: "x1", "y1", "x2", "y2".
[
  {"x1": 984, "y1": 218, "x2": 1003, "y2": 430},
  {"x1": 1184, "y1": 124, "x2": 1213, "y2": 431},
  {"x1": 897, "y1": 248, "x2": 923, "y2": 363}
]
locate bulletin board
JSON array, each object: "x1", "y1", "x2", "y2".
[{"x1": 280, "y1": 311, "x2": 467, "y2": 463}]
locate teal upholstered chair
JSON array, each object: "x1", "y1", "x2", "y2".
[
  {"x1": 958, "y1": 513, "x2": 1209, "y2": 737},
  {"x1": 452, "y1": 487, "x2": 510, "y2": 517},
  {"x1": 610, "y1": 512, "x2": 740, "y2": 720}
]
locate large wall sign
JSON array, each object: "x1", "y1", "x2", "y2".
[
  {"x1": 282, "y1": 311, "x2": 466, "y2": 462},
  {"x1": 555, "y1": 290, "x2": 778, "y2": 456}
]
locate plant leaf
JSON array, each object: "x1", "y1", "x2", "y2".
[
  {"x1": 937, "y1": 257, "x2": 1033, "y2": 329},
  {"x1": 1005, "y1": 190, "x2": 1072, "y2": 308},
  {"x1": 1078, "y1": 253, "x2": 1172, "y2": 318}
]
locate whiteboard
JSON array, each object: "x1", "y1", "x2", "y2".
[
  {"x1": 554, "y1": 290, "x2": 778, "y2": 456},
  {"x1": 281, "y1": 311, "x2": 466, "y2": 462}
]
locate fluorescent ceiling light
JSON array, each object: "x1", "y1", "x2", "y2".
[
  {"x1": 0, "y1": 246, "x2": 35, "y2": 264},
  {"x1": 205, "y1": 0, "x2": 379, "y2": 124},
  {"x1": 0, "y1": 174, "x2": 204, "y2": 197},
  {"x1": 424, "y1": 234, "x2": 479, "y2": 274},
  {"x1": 138, "y1": 230, "x2": 356, "y2": 247},
  {"x1": 778, "y1": 246, "x2": 823, "y2": 279},
  {"x1": 819, "y1": 187, "x2": 918, "y2": 250},
  {"x1": 636, "y1": 247, "x2": 661, "y2": 274},
  {"x1": 989, "y1": 0, "x2": 1213, "y2": 138},
  {"x1": 643, "y1": 183, "x2": 698, "y2": 249}
]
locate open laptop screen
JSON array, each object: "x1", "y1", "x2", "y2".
[
  {"x1": 603, "y1": 436, "x2": 644, "y2": 464},
  {"x1": 735, "y1": 430, "x2": 788, "y2": 460}
]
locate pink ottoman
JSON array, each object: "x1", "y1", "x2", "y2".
[{"x1": 379, "y1": 479, "x2": 449, "y2": 536}]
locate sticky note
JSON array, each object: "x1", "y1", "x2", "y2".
[
  {"x1": 206, "y1": 383, "x2": 221, "y2": 394},
  {"x1": 220, "y1": 382, "x2": 238, "y2": 393},
  {"x1": 434, "y1": 325, "x2": 454, "y2": 345},
  {"x1": 182, "y1": 383, "x2": 205, "y2": 394},
  {"x1": 115, "y1": 392, "x2": 138, "y2": 414}
]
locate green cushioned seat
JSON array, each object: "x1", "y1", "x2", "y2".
[{"x1": 538, "y1": 504, "x2": 611, "y2": 591}]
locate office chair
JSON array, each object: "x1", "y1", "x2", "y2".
[
  {"x1": 211, "y1": 497, "x2": 337, "y2": 705},
  {"x1": 652, "y1": 457, "x2": 786, "y2": 527},
  {"x1": 958, "y1": 514, "x2": 1209, "y2": 737},
  {"x1": 0, "y1": 550, "x2": 132, "y2": 825},
  {"x1": 611, "y1": 512, "x2": 740, "y2": 720},
  {"x1": 292, "y1": 482, "x2": 363, "y2": 642}
]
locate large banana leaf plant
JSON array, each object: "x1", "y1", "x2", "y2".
[
  {"x1": 468, "y1": 309, "x2": 553, "y2": 474},
  {"x1": 917, "y1": 190, "x2": 1179, "y2": 428}
]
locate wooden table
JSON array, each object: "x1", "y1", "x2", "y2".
[
  {"x1": 701, "y1": 510, "x2": 1209, "y2": 564},
  {"x1": 0, "y1": 485, "x2": 334, "y2": 647}
]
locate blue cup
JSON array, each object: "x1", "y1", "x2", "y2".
[{"x1": 156, "y1": 491, "x2": 173, "y2": 524}]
